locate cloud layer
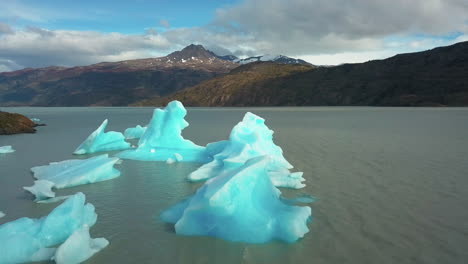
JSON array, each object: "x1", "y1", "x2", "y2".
[{"x1": 0, "y1": 0, "x2": 467, "y2": 71}]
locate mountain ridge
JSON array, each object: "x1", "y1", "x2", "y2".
[
  {"x1": 138, "y1": 41, "x2": 468, "y2": 107},
  {"x1": 0, "y1": 44, "x2": 238, "y2": 106}
]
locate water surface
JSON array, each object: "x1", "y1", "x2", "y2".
[{"x1": 1, "y1": 107, "x2": 467, "y2": 264}]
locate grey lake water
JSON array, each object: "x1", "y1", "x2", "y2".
[{"x1": 1, "y1": 107, "x2": 468, "y2": 264}]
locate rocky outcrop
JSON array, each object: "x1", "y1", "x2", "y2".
[{"x1": 0, "y1": 111, "x2": 36, "y2": 134}]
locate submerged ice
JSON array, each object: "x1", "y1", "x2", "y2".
[
  {"x1": 0, "y1": 193, "x2": 98, "y2": 264},
  {"x1": 74, "y1": 119, "x2": 131, "y2": 155},
  {"x1": 188, "y1": 112, "x2": 305, "y2": 189},
  {"x1": 161, "y1": 156, "x2": 311, "y2": 243},
  {"x1": 30, "y1": 154, "x2": 121, "y2": 189},
  {"x1": 118, "y1": 101, "x2": 209, "y2": 162},
  {"x1": 0, "y1": 145, "x2": 15, "y2": 154}
]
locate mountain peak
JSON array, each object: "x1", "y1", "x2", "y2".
[
  {"x1": 182, "y1": 44, "x2": 207, "y2": 52},
  {"x1": 167, "y1": 44, "x2": 217, "y2": 61}
]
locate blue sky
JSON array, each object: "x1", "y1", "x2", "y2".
[
  {"x1": 2, "y1": 0, "x2": 239, "y2": 33},
  {"x1": 0, "y1": 0, "x2": 467, "y2": 71}
]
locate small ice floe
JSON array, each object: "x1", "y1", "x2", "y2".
[
  {"x1": 23, "y1": 180, "x2": 56, "y2": 202},
  {"x1": 0, "y1": 145, "x2": 15, "y2": 154}
]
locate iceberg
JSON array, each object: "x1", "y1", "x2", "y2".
[
  {"x1": 0, "y1": 211, "x2": 4, "y2": 218},
  {"x1": 124, "y1": 125, "x2": 147, "y2": 139},
  {"x1": 74, "y1": 119, "x2": 131, "y2": 155},
  {"x1": 118, "y1": 101, "x2": 210, "y2": 162},
  {"x1": 0, "y1": 145, "x2": 15, "y2": 154},
  {"x1": 31, "y1": 154, "x2": 121, "y2": 189},
  {"x1": 0, "y1": 193, "x2": 97, "y2": 264},
  {"x1": 161, "y1": 156, "x2": 311, "y2": 243},
  {"x1": 23, "y1": 180, "x2": 56, "y2": 201},
  {"x1": 188, "y1": 112, "x2": 305, "y2": 189},
  {"x1": 54, "y1": 225, "x2": 109, "y2": 264}
]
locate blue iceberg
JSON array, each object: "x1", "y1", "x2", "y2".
[
  {"x1": 188, "y1": 112, "x2": 305, "y2": 189},
  {"x1": 74, "y1": 119, "x2": 131, "y2": 155},
  {"x1": 161, "y1": 156, "x2": 311, "y2": 243},
  {"x1": 118, "y1": 101, "x2": 210, "y2": 162},
  {"x1": 124, "y1": 125, "x2": 147, "y2": 139},
  {"x1": 31, "y1": 154, "x2": 121, "y2": 189},
  {"x1": 23, "y1": 180, "x2": 56, "y2": 201},
  {"x1": 54, "y1": 224, "x2": 109, "y2": 264},
  {"x1": 0, "y1": 145, "x2": 15, "y2": 154},
  {"x1": 0, "y1": 193, "x2": 97, "y2": 263}
]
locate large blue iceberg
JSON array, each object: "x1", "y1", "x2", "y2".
[
  {"x1": 0, "y1": 145, "x2": 15, "y2": 154},
  {"x1": 118, "y1": 101, "x2": 210, "y2": 162},
  {"x1": 161, "y1": 156, "x2": 311, "y2": 243},
  {"x1": 30, "y1": 154, "x2": 121, "y2": 189},
  {"x1": 124, "y1": 125, "x2": 147, "y2": 139},
  {"x1": 74, "y1": 119, "x2": 131, "y2": 155},
  {"x1": 54, "y1": 224, "x2": 109, "y2": 264},
  {"x1": 188, "y1": 112, "x2": 305, "y2": 189},
  {"x1": 0, "y1": 193, "x2": 98, "y2": 263}
]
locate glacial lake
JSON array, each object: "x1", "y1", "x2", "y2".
[{"x1": 1, "y1": 107, "x2": 468, "y2": 264}]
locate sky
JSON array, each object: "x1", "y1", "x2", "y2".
[{"x1": 0, "y1": 0, "x2": 467, "y2": 72}]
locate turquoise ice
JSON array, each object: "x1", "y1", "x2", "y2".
[
  {"x1": 30, "y1": 154, "x2": 121, "y2": 189},
  {"x1": 118, "y1": 101, "x2": 210, "y2": 162},
  {"x1": 23, "y1": 180, "x2": 56, "y2": 201},
  {"x1": 74, "y1": 119, "x2": 131, "y2": 155},
  {"x1": 188, "y1": 112, "x2": 305, "y2": 189},
  {"x1": 54, "y1": 224, "x2": 109, "y2": 264},
  {"x1": 161, "y1": 156, "x2": 311, "y2": 243},
  {"x1": 0, "y1": 145, "x2": 15, "y2": 154},
  {"x1": 124, "y1": 125, "x2": 147, "y2": 139},
  {"x1": 0, "y1": 193, "x2": 98, "y2": 263}
]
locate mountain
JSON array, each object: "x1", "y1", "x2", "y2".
[
  {"x1": 217, "y1": 53, "x2": 312, "y2": 66},
  {"x1": 235, "y1": 55, "x2": 312, "y2": 65},
  {"x1": 138, "y1": 41, "x2": 468, "y2": 107},
  {"x1": 136, "y1": 62, "x2": 314, "y2": 106},
  {"x1": 0, "y1": 44, "x2": 237, "y2": 106}
]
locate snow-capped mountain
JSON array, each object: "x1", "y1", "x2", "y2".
[{"x1": 217, "y1": 54, "x2": 312, "y2": 66}]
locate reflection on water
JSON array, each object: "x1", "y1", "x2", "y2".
[{"x1": 1, "y1": 107, "x2": 468, "y2": 264}]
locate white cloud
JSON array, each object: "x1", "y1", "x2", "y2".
[
  {"x1": 0, "y1": 26, "x2": 172, "y2": 71},
  {"x1": 211, "y1": 0, "x2": 468, "y2": 56}
]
